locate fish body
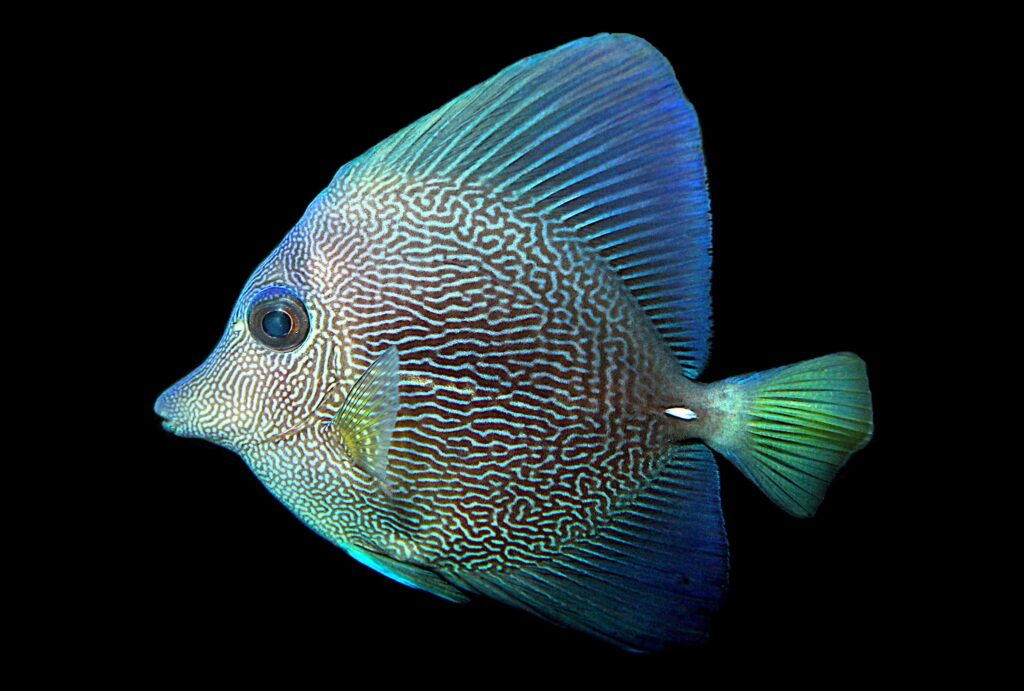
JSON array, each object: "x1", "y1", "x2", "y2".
[{"x1": 155, "y1": 34, "x2": 873, "y2": 650}]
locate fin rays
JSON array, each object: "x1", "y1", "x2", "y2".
[
  {"x1": 331, "y1": 346, "x2": 401, "y2": 491},
  {"x1": 706, "y1": 352, "x2": 874, "y2": 517},
  {"x1": 451, "y1": 443, "x2": 728, "y2": 651},
  {"x1": 345, "y1": 34, "x2": 712, "y2": 377}
]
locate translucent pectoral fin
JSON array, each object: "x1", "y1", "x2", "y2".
[{"x1": 332, "y1": 346, "x2": 401, "y2": 493}]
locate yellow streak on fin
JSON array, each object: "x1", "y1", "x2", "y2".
[{"x1": 331, "y1": 346, "x2": 401, "y2": 496}]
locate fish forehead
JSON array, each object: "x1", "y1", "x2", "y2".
[{"x1": 252, "y1": 170, "x2": 687, "y2": 570}]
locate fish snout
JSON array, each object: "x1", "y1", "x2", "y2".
[
  {"x1": 155, "y1": 384, "x2": 188, "y2": 436},
  {"x1": 154, "y1": 388, "x2": 171, "y2": 418},
  {"x1": 154, "y1": 378, "x2": 209, "y2": 440},
  {"x1": 154, "y1": 364, "x2": 259, "y2": 452}
]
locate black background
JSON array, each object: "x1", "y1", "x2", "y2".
[{"x1": 79, "y1": 12, "x2": 932, "y2": 680}]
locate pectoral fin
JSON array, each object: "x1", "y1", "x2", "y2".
[{"x1": 332, "y1": 346, "x2": 400, "y2": 493}]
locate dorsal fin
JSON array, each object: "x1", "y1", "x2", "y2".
[{"x1": 341, "y1": 34, "x2": 712, "y2": 377}]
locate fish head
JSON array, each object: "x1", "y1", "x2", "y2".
[{"x1": 154, "y1": 212, "x2": 352, "y2": 460}]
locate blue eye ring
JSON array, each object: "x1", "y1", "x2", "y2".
[{"x1": 247, "y1": 287, "x2": 310, "y2": 352}]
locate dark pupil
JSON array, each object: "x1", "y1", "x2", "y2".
[{"x1": 262, "y1": 310, "x2": 293, "y2": 338}]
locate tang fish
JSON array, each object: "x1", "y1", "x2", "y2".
[{"x1": 155, "y1": 34, "x2": 873, "y2": 651}]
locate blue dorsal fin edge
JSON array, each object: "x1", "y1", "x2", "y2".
[
  {"x1": 341, "y1": 34, "x2": 712, "y2": 378},
  {"x1": 449, "y1": 442, "x2": 729, "y2": 651}
]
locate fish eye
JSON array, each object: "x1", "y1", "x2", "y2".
[{"x1": 247, "y1": 287, "x2": 310, "y2": 352}]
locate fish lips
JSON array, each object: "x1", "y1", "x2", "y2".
[
  {"x1": 154, "y1": 386, "x2": 190, "y2": 437},
  {"x1": 154, "y1": 384, "x2": 213, "y2": 442}
]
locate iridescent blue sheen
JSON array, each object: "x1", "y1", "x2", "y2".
[{"x1": 155, "y1": 34, "x2": 873, "y2": 652}]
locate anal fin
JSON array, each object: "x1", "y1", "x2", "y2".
[{"x1": 449, "y1": 443, "x2": 728, "y2": 651}]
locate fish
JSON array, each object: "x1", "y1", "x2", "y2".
[{"x1": 154, "y1": 33, "x2": 874, "y2": 651}]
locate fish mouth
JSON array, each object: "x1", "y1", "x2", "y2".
[
  {"x1": 156, "y1": 409, "x2": 208, "y2": 442},
  {"x1": 155, "y1": 389, "x2": 187, "y2": 436},
  {"x1": 158, "y1": 411, "x2": 187, "y2": 437}
]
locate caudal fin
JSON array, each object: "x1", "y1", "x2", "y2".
[{"x1": 703, "y1": 353, "x2": 873, "y2": 517}]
